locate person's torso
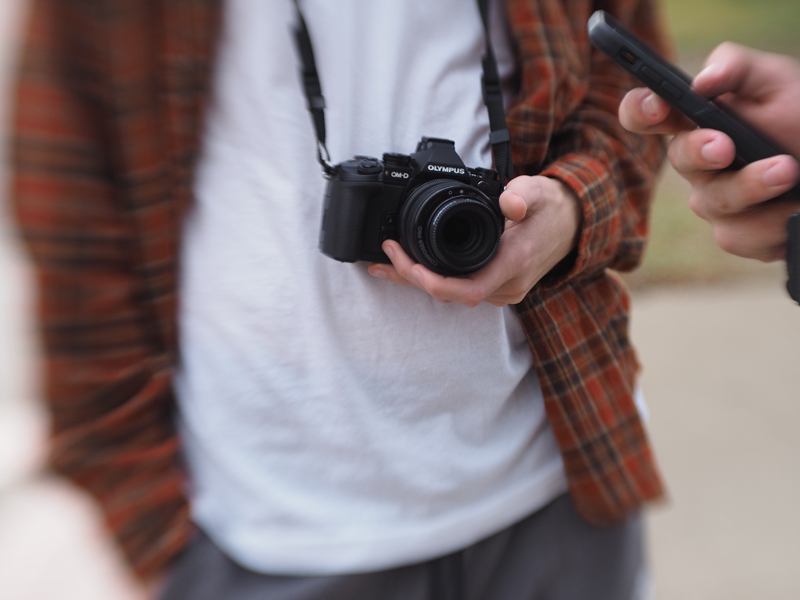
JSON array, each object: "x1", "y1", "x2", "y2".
[{"x1": 174, "y1": 0, "x2": 567, "y2": 575}]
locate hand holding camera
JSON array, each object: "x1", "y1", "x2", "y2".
[
  {"x1": 320, "y1": 137, "x2": 582, "y2": 308},
  {"x1": 294, "y1": 0, "x2": 582, "y2": 307},
  {"x1": 369, "y1": 174, "x2": 582, "y2": 308}
]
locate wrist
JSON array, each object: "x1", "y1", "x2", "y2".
[
  {"x1": 538, "y1": 177, "x2": 583, "y2": 283},
  {"x1": 551, "y1": 177, "x2": 583, "y2": 255}
]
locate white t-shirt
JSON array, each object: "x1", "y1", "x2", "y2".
[{"x1": 175, "y1": 0, "x2": 568, "y2": 575}]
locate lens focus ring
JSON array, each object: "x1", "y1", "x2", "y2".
[{"x1": 398, "y1": 179, "x2": 503, "y2": 276}]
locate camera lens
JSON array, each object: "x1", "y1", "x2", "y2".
[
  {"x1": 442, "y1": 215, "x2": 471, "y2": 247},
  {"x1": 398, "y1": 179, "x2": 503, "y2": 276}
]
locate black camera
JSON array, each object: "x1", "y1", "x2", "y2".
[{"x1": 319, "y1": 137, "x2": 505, "y2": 277}]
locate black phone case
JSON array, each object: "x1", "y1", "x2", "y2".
[
  {"x1": 787, "y1": 214, "x2": 800, "y2": 304},
  {"x1": 588, "y1": 10, "x2": 800, "y2": 200}
]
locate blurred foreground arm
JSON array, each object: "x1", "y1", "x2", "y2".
[
  {"x1": 619, "y1": 43, "x2": 800, "y2": 261},
  {"x1": 11, "y1": 0, "x2": 191, "y2": 582}
]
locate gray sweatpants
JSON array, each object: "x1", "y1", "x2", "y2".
[{"x1": 159, "y1": 494, "x2": 651, "y2": 600}]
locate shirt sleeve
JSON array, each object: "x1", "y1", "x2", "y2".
[
  {"x1": 513, "y1": 0, "x2": 670, "y2": 287},
  {"x1": 10, "y1": 0, "x2": 192, "y2": 580}
]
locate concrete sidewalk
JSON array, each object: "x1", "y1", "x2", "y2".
[{"x1": 631, "y1": 280, "x2": 800, "y2": 600}]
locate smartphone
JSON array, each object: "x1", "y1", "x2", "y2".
[{"x1": 587, "y1": 10, "x2": 800, "y2": 200}]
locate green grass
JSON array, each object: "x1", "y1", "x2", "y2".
[
  {"x1": 664, "y1": 0, "x2": 800, "y2": 58},
  {"x1": 623, "y1": 168, "x2": 785, "y2": 289}
]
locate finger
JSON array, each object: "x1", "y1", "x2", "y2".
[
  {"x1": 380, "y1": 240, "x2": 428, "y2": 289},
  {"x1": 498, "y1": 188, "x2": 528, "y2": 222},
  {"x1": 368, "y1": 263, "x2": 415, "y2": 287},
  {"x1": 500, "y1": 175, "x2": 577, "y2": 225},
  {"x1": 411, "y1": 242, "x2": 530, "y2": 307},
  {"x1": 618, "y1": 88, "x2": 692, "y2": 135},
  {"x1": 710, "y1": 199, "x2": 800, "y2": 261},
  {"x1": 484, "y1": 291, "x2": 527, "y2": 307},
  {"x1": 411, "y1": 265, "x2": 491, "y2": 307},
  {"x1": 381, "y1": 240, "x2": 478, "y2": 304},
  {"x1": 691, "y1": 155, "x2": 800, "y2": 219},
  {"x1": 369, "y1": 260, "x2": 454, "y2": 301},
  {"x1": 694, "y1": 42, "x2": 778, "y2": 100},
  {"x1": 485, "y1": 299, "x2": 509, "y2": 307},
  {"x1": 420, "y1": 225, "x2": 547, "y2": 307},
  {"x1": 668, "y1": 129, "x2": 736, "y2": 177},
  {"x1": 500, "y1": 175, "x2": 550, "y2": 222},
  {"x1": 381, "y1": 238, "x2": 502, "y2": 306},
  {"x1": 619, "y1": 88, "x2": 669, "y2": 132}
]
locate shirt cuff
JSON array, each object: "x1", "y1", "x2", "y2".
[{"x1": 538, "y1": 154, "x2": 622, "y2": 288}]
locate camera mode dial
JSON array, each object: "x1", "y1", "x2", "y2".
[{"x1": 356, "y1": 157, "x2": 383, "y2": 175}]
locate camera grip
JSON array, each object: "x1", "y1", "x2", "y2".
[{"x1": 320, "y1": 179, "x2": 383, "y2": 263}]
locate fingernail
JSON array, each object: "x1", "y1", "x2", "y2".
[
  {"x1": 701, "y1": 140, "x2": 721, "y2": 165},
  {"x1": 763, "y1": 160, "x2": 794, "y2": 188},
  {"x1": 695, "y1": 65, "x2": 714, "y2": 83},
  {"x1": 383, "y1": 244, "x2": 394, "y2": 259},
  {"x1": 371, "y1": 268, "x2": 388, "y2": 279},
  {"x1": 642, "y1": 92, "x2": 659, "y2": 118},
  {"x1": 695, "y1": 63, "x2": 721, "y2": 85}
]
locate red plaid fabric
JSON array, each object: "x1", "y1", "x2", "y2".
[{"x1": 11, "y1": 0, "x2": 669, "y2": 579}]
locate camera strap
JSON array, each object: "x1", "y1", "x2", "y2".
[
  {"x1": 292, "y1": 0, "x2": 335, "y2": 176},
  {"x1": 291, "y1": 0, "x2": 515, "y2": 184},
  {"x1": 476, "y1": 0, "x2": 514, "y2": 185}
]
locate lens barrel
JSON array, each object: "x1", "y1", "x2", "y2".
[{"x1": 398, "y1": 179, "x2": 503, "y2": 276}]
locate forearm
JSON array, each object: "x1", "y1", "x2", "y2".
[
  {"x1": 539, "y1": 108, "x2": 666, "y2": 282},
  {"x1": 508, "y1": 0, "x2": 669, "y2": 286},
  {"x1": 12, "y1": 0, "x2": 190, "y2": 580}
]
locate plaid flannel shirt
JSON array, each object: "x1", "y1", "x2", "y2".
[{"x1": 12, "y1": 0, "x2": 669, "y2": 579}]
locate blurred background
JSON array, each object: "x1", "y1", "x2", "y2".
[{"x1": 1, "y1": 1, "x2": 799, "y2": 598}]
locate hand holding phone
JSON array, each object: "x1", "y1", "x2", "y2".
[
  {"x1": 588, "y1": 11, "x2": 800, "y2": 189},
  {"x1": 589, "y1": 11, "x2": 800, "y2": 301}
]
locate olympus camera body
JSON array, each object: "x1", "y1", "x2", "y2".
[{"x1": 320, "y1": 137, "x2": 505, "y2": 277}]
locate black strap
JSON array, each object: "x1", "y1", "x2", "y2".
[
  {"x1": 292, "y1": 0, "x2": 335, "y2": 175},
  {"x1": 477, "y1": 0, "x2": 514, "y2": 185},
  {"x1": 292, "y1": 0, "x2": 514, "y2": 184}
]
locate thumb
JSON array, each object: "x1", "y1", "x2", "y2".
[{"x1": 499, "y1": 175, "x2": 548, "y2": 222}]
